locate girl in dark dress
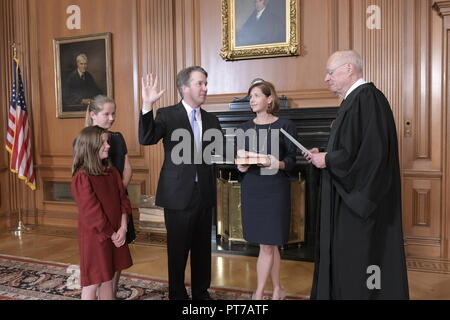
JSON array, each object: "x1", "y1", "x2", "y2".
[
  {"x1": 237, "y1": 81, "x2": 297, "y2": 300},
  {"x1": 72, "y1": 126, "x2": 133, "y2": 300},
  {"x1": 86, "y1": 95, "x2": 134, "y2": 297}
]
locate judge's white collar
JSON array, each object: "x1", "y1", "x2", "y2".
[{"x1": 345, "y1": 78, "x2": 367, "y2": 99}]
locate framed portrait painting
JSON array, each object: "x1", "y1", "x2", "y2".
[
  {"x1": 53, "y1": 33, "x2": 113, "y2": 118},
  {"x1": 220, "y1": 0, "x2": 299, "y2": 61}
]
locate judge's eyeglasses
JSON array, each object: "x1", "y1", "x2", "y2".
[{"x1": 325, "y1": 63, "x2": 348, "y2": 76}]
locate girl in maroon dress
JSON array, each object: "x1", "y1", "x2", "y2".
[
  {"x1": 85, "y1": 95, "x2": 135, "y2": 297},
  {"x1": 72, "y1": 126, "x2": 133, "y2": 300}
]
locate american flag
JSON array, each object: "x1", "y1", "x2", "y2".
[{"x1": 5, "y1": 58, "x2": 36, "y2": 190}]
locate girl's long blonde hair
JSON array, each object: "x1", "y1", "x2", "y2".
[{"x1": 72, "y1": 126, "x2": 111, "y2": 176}]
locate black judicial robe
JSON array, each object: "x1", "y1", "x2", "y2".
[{"x1": 311, "y1": 83, "x2": 409, "y2": 300}]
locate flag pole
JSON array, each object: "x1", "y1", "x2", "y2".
[
  {"x1": 8, "y1": 43, "x2": 32, "y2": 235},
  {"x1": 11, "y1": 182, "x2": 31, "y2": 235}
]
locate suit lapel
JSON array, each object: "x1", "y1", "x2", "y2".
[
  {"x1": 200, "y1": 108, "x2": 211, "y2": 151},
  {"x1": 175, "y1": 103, "x2": 194, "y2": 134},
  {"x1": 200, "y1": 108, "x2": 210, "y2": 136}
]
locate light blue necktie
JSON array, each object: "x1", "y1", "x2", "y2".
[
  {"x1": 191, "y1": 109, "x2": 200, "y2": 182},
  {"x1": 191, "y1": 109, "x2": 201, "y2": 150}
]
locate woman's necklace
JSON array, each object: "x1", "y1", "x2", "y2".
[{"x1": 252, "y1": 122, "x2": 272, "y2": 154}]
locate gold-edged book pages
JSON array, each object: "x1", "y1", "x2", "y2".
[{"x1": 235, "y1": 157, "x2": 270, "y2": 165}]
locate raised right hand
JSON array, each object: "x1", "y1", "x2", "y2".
[{"x1": 142, "y1": 74, "x2": 166, "y2": 111}]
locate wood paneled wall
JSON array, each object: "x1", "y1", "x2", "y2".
[
  {"x1": 2, "y1": 0, "x2": 450, "y2": 265},
  {"x1": 434, "y1": 0, "x2": 450, "y2": 261},
  {"x1": 0, "y1": 0, "x2": 37, "y2": 227},
  {"x1": 199, "y1": 0, "x2": 340, "y2": 109},
  {"x1": 403, "y1": 0, "x2": 444, "y2": 259},
  {"x1": 0, "y1": 0, "x2": 14, "y2": 222}
]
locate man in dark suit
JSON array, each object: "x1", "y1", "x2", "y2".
[
  {"x1": 236, "y1": 0, "x2": 285, "y2": 47},
  {"x1": 138, "y1": 67, "x2": 222, "y2": 300}
]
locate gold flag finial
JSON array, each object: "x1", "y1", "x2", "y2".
[{"x1": 12, "y1": 42, "x2": 17, "y2": 59}]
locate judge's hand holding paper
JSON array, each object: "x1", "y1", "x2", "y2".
[
  {"x1": 278, "y1": 128, "x2": 327, "y2": 168},
  {"x1": 304, "y1": 148, "x2": 327, "y2": 169}
]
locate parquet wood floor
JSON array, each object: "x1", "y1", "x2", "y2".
[{"x1": 0, "y1": 224, "x2": 449, "y2": 299}]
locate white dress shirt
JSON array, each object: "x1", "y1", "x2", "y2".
[
  {"x1": 345, "y1": 78, "x2": 367, "y2": 99},
  {"x1": 182, "y1": 100, "x2": 203, "y2": 140}
]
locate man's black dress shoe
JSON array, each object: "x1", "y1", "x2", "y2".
[{"x1": 192, "y1": 293, "x2": 214, "y2": 300}]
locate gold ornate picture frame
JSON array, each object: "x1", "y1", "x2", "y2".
[
  {"x1": 53, "y1": 33, "x2": 113, "y2": 118},
  {"x1": 220, "y1": 0, "x2": 299, "y2": 61}
]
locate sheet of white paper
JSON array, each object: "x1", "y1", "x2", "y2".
[{"x1": 280, "y1": 128, "x2": 312, "y2": 157}]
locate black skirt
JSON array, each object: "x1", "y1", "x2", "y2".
[{"x1": 241, "y1": 170, "x2": 291, "y2": 246}]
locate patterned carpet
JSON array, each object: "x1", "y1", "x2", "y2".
[{"x1": 0, "y1": 255, "x2": 306, "y2": 300}]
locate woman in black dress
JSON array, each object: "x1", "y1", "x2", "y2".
[
  {"x1": 237, "y1": 81, "x2": 297, "y2": 300},
  {"x1": 85, "y1": 95, "x2": 134, "y2": 298}
]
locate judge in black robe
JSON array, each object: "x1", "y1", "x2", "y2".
[{"x1": 306, "y1": 50, "x2": 409, "y2": 300}]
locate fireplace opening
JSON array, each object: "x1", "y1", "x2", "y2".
[{"x1": 212, "y1": 162, "x2": 320, "y2": 262}]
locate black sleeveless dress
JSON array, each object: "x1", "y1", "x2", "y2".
[{"x1": 108, "y1": 131, "x2": 136, "y2": 243}]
